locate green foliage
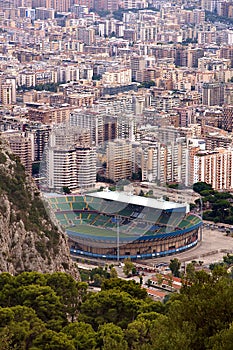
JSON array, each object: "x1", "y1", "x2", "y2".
[
  {"x1": 79, "y1": 289, "x2": 142, "y2": 329},
  {"x1": 193, "y1": 182, "x2": 213, "y2": 194},
  {"x1": 32, "y1": 329, "x2": 76, "y2": 350},
  {"x1": 2, "y1": 271, "x2": 233, "y2": 349},
  {"x1": 138, "y1": 81, "x2": 156, "y2": 88},
  {"x1": 62, "y1": 186, "x2": 71, "y2": 194},
  {"x1": 0, "y1": 152, "x2": 6, "y2": 164},
  {"x1": 123, "y1": 258, "x2": 135, "y2": 276},
  {"x1": 92, "y1": 74, "x2": 101, "y2": 81},
  {"x1": 63, "y1": 322, "x2": 96, "y2": 349},
  {"x1": 169, "y1": 258, "x2": 181, "y2": 277},
  {"x1": 0, "y1": 149, "x2": 60, "y2": 254},
  {"x1": 97, "y1": 323, "x2": 128, "y2": 350},
  {"x1": 194, "y1": 182, "x2": 233, "y2": 224},
  {"x1": 90, "y1": 267, "x2": 110, "y2": 287},
  {"x1": 17, "y1": 82, "x2": 61, "y2": 93},
  {"x1": 101, "y1": 278, "x2": 147, "y2": 300},
  {"x1": 92, "y1": 9, "x2": 110, "y2": 18}
]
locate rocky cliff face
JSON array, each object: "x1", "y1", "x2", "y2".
[{"x1": 0, "y1": 138, "x2": 78, "y2": 278}]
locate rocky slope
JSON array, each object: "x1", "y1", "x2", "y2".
[{"x1": 0, "y1": 138, "x2": 78, "y2": 278}]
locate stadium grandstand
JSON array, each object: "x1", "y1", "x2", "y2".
[{"x1": 45, "y1": 191, "x2": 202, "y2": 260}]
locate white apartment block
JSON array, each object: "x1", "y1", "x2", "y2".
[
  {"x1": 141, "y1": 140, "x2": 188, "y2": 186},
  {"x1": 102, "y1": 68, "x2": 132, "y2": 85},
  {"x1": 46, "y1": 126, "x2": 96, "y2": 190},
  {"x1": 76, "y1": 146, "x2": 96, "y2": 189},
  {"x1": 193, "y1": 148, "x2": 233, "y2": 190}
]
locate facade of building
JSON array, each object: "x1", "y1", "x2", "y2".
[
  {"x1": 2, "y1": 131, "x2": 33, "y2": 174},
  {"x1": 76, "y1": 146, "x2": 96, "y2": 188},
  {"x1": 106, "y1": 139, "x2": 132, "y2": 182},
  {"x1": 193, "y1": 148, "x2": 233, "y2": 190}
]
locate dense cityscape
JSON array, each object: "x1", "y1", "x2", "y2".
[{"x1": 1, "y1": 0, "x2": 233, "y2": 191}]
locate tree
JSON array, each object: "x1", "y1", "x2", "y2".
[
  {"x1": 32, "y1": 330, "x2": 75, "y2": 350},
  {"x1": 167, "y1": 274, "x2": 173, "y2": 289},
  {"x1": 63, "y1": 322, "x2": 96, "y2": 350},
  {"x1": 123, "y1": 258, "x2": 134, "y2": 277},
  {"x1": 156, "y1": 274, "x2": 163, "y2": 287},
  {"x1": 193, "y1": 182, "x2": 213, "y2": 194},
  {"x1": 110, "y1": 267, "x2": 118, "y2": 279},
  {"x1": 15, "y1": 284, "x2": 65, "y2": 325},
  {"x1": 0, "y1": 306, "x2": 46, "y2": 349},
  {"x1": 46, "y1": 273, "x2": 88, "y2": 322},
  {"x1": 223, "y1": 253, "x2": 233, "y2": 266},
  {"x1": 208, "y1": 324, "x2": 233, "y2": 350},
  {"x1": 63, "y1": 186, "x2": 71, "y2": 194},
  {"x1": 185, "y1": 263, "x2": 196, "y2": 283},
  {"x1": 101, "y1": 278, "x2": 147, "y2": 299},
  {"x1": 97, "y1": 323, "x2": 128, "y2": 350},
  {"x1": 79, "y1": 290, "x2": 141, "y2": 329},
  {"x1": 139, "y1": 276, "x2": 143, "y2": 286},
  {"x1": 147, "y1": 279, "x2": 152, "y2": 287},
  {"x1": 169, "y1": 258, "x2": 181, "y2": 277}
]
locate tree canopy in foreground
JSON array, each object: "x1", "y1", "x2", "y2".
[{"x1": 0, "y1": 269, "x2": 233, "y2": 349}]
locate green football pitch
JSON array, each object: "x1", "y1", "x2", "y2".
[{"x1": 66, "y1": 223, "x2": 140, "y2": 238}]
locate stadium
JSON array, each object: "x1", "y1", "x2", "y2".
[{"x1": 46, "y1": 191, "x2": 202, "y2": 260}]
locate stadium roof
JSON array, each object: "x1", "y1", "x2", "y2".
[{"x1": 87, "y1": 191, "x2": 189, "y2": 212}]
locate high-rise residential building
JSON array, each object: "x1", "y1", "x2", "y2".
[
  {"x1": 220, "y1": 46, "x2": 233, "y2": 67},
  {"x1": 103, "y1": 117, "x2": 117, "y2": 142},
  {"x1": 47, "y1": 146, "x2": 78, "y2": 190},
  {"x1": 25, "y1": 123, "x2": 51, "y2": 162},
  {"x1": 46, "y1": 126, "x2": 94, "y2": 190},
  {"x1": 76, "y1": 146, "x2": 96, "y2": 188},
  {"x1": 141, "y1": 139, "x2": 188, "y2": 186},
  {"x1": 121, "y1": 0, "x2": 147, "y2": 9},
  {"x1": 70, "y1": 111, "x2": 103, "y2": 145},
  {"x1": 106, "y1": 139, "x2": 132, "y2": 182},
  {"x1": 28, "y1": 105, "x2": 72, "y2": 124},
  {"x1": 201, "y1": 0, "x2": 217, "y2": 12},
  {"x1": 193, "y1": 148, "x2": 233, "y2": 190},
  {"x1": 175, "y1": 45, "x2": 189, "y2": 67},
  {"x1": 175, "y1": 107, "x2": 194, "y2": 128},
  {"x1": 93, "y1": 0, "x2": 119, "y2": 11},
  {"x1": 35, "y1": 7, "x2": 55, "y2": 20},
  {"x1": 131, "y1": 56, "x2": 146, "y2": 81},
  {"x1": 48, "y1": 0, "x2": 71, "y2": 12},
  {"x1": 187, "y1": 48, "x2": 204, "y2": 68},
  {"x1": 77, "y1": 27, "x2": 95, "y2": 45},
  {"x1": 2, "y1": 131, "x2": 33, "y2": 174},
  {"x1": 202, "y1": 82, "x2": 225, "y2": 107},
  {"x1": 222, "y1": 106, "x2": 233, "y2": 132},
  {"x1": 0, "y1": 77, "x2": 16, "y2": 105}
]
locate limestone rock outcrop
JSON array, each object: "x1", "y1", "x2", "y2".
[{"x1": 0, "y1": 138, "x2": 78, "y2": 278}]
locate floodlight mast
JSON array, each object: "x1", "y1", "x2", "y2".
[
  {"x1": 200, "y1": 196, "x2": 203, "y2": 241},
  {"x1": 116, "y1": 215, "x2": 120, "y2": 262}
]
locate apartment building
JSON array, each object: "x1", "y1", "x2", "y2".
[
  {"x1": 28, "y1": 105, "x2": 73, "y2": 124},
  {"x1": 46, "y1": 126, "x2": 95, "y2": 190},
  {"x1": 76, "y1": 146, "x2": 96, "y2": 188},
  {"x1": 2, "y1": 131, "x2": 33, "y2": 174},
  {"x1": 106, "y1": 139, "x2": 132, "y2": 182},
  {"x1": 202, "y1": 83, "x2": 225, "y2": 107},
  {"x1": 193, "y1": 148, "x2": 233, "y2": 190}
]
